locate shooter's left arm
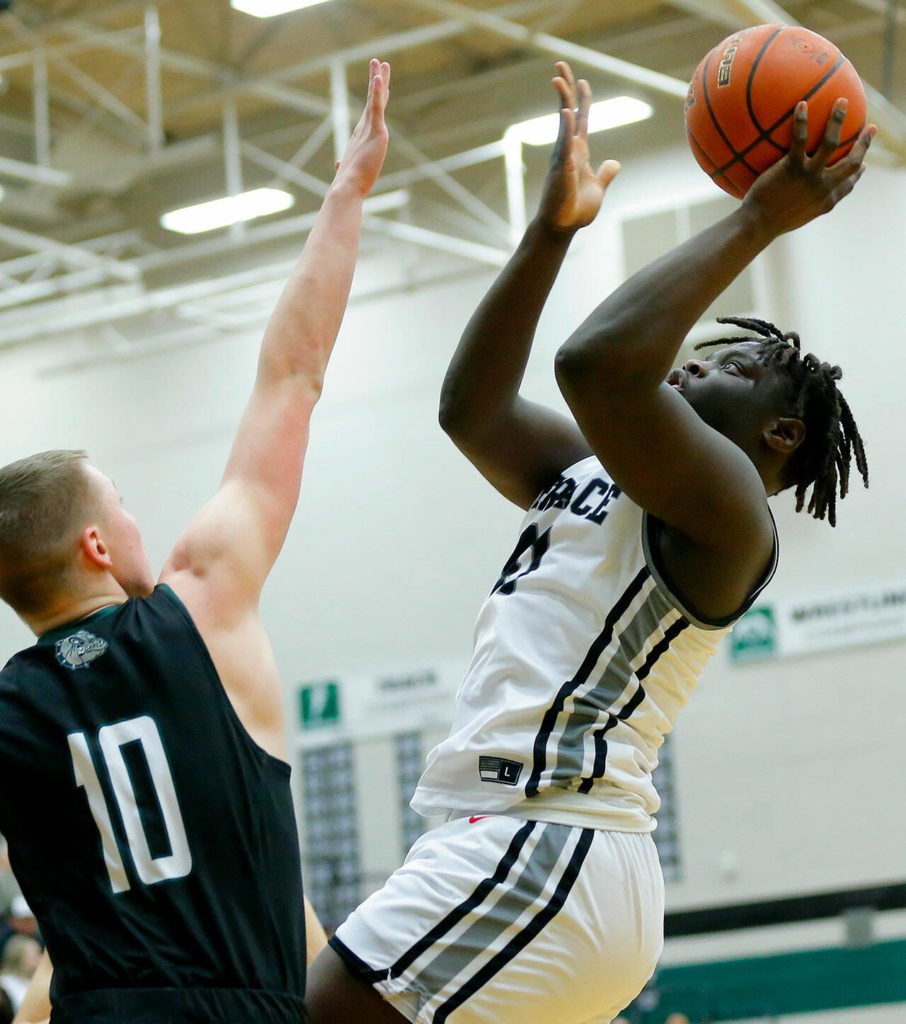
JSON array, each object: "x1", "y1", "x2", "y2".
[{"x1": 555, "y1": 101, "x2": 874, "y2": 544}]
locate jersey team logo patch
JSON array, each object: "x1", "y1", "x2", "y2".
[{"x1": 55, "y1": 629, "x2": 108, "y2": 670}]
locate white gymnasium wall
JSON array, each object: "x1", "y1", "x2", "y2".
[{"x1": 1, "y1": 140, "x2": 903, "y2": 918}]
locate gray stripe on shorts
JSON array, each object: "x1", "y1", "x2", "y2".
[
  {"x1": 433, "y1": 827, "x2": 595, "y2": 1023},
  {"x1": 551, "y1": 582, "x2": 678, "y2": 785},
  {"x1": 404, "y1": 821, "x2": 574, "y2": 1008}
]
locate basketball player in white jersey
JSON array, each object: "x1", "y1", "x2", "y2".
[{"x1": 306, "y1": 63, "x2": 872, "y2": 1024}]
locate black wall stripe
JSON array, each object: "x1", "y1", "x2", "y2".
[{"x1": 666, "y1": 882, "x2": 906, "y2": 937}]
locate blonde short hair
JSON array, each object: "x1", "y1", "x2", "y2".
[{"x1": 0, "y1": 450, "x2": 100, "y2": 615}]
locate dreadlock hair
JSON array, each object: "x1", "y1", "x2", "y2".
[{"x1": 694, "y1": 316, "x2": 868, "y2": 527}]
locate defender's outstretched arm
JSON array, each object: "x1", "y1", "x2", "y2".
[
  {"x1": 159, "y1": 60, "x2": 391, "y2": 757},
  {"x1": 163, "y1": 60, "x2": 391, "y2": 606}
]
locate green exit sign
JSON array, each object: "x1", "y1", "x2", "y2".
[
  {"x1": 730, "y1": 606, "x2": 778, "y2": 662},
  {"x1": 299, "y1": 680, "x2": 341, "y2": 729}
]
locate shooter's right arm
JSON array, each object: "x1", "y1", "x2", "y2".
[{"x1": 439, "y1": 63, "x2": 620, "y2": 509}]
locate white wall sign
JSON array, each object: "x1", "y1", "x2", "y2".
[
  {"x1": 294, "y1": 662, "x2": 462, "y2": 749},
  {"x1": 730, "y1": 581, "x2": 906, "y2": 662}
]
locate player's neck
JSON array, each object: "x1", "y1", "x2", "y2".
[
  {"x1": 26, "y1": 579, "x2": 128, "y2": 638},
  {"x1": 756, "y1": 455, "x2": 787, "y2": 498}
]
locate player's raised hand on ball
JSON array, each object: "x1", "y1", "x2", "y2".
[
  {"x1": 334, "y1": 58, "x2": 391, "y2": 197},
  {"x1": 537, "y1": 61, "x2": 621, "y2": 235},
  {"x1": 743, "y1": 98, "x2": 875, "y2": 236}
]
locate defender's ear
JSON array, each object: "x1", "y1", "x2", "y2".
[
  {"x1": 81, "y1": 525, "x2": 113, "y2": 570},
  {"x1": 764, "y1": 416, "x2": 805, "y2": 454}
]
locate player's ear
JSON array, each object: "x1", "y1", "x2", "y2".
[
  {"x1": 81, "y1": 525, "x2": 113, "y2": 570},
  {"x1": 764, "y1": 416, "x2": 805, "y2": 454}
]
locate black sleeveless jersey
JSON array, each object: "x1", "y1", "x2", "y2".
[{"x1": 0, "y1": 585, "x2": 307, "y2": 1023}]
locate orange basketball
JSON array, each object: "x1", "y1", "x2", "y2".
[{"x1": 684, "y1": 24, "x2": 866, "y2": 198}]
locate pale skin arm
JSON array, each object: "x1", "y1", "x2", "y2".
[
  {"x1": 305, "y1": 896, "x2": 328, "y2": 962},
  {"x1": 11, "y1": 949, "x2": 51, "y2": 1024},
  {"x1": 438, "y1": 63, "x2": 620, "y2": 509},
  {"x1": 158, "y1": 60, "x2": 391, "y2": 757}
]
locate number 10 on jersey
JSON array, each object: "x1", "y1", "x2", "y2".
[{"x1": 68, "y1": 715, "x2": 192, "y2": 894}]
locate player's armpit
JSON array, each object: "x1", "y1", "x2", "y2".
[{"x1": 554, "y1": 373, "x2": 775, "y2": 619}]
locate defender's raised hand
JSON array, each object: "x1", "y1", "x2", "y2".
[
  {"x1": 334, "y1": 58, "x2": 391, "y2": 197},
  {"x1": 743, "y1": 98, "x2": 875, "y2": 236},
  {"x1": 538, "y1": 61, "x2": 621, "y2": 234}
]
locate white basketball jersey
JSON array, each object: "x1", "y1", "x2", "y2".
[{"x1": 412, "y1": 456, "x2": 776, "y2": 832}]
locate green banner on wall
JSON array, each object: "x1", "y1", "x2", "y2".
[{"x1": 645, "y1": 938, "x2": 906, "y2": 1022}]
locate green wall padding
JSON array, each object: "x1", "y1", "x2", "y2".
[{"x1": 638, "y1": 938, "x2": 906, "y2": 1022}]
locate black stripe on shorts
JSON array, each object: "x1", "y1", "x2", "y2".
[
  {"x1": 329, "y1": 819, "x2": 539, "y2": 985},
  {"x1": 432, "y1": 826, "x2": 595, "y2": 1022}
]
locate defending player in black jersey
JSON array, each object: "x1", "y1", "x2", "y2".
[
  {"x1": 0, "y1": 58, "x2": 390, "y2": 1024},
  {"x1": 305, "y1": 64, "x2": 872, "y2": 1024}
]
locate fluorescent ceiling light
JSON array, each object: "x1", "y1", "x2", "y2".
[
  {"x1": 231, "y1": 0, "x2": 332, "y2": 16},
  {"x1": 161, "y1": 188, "x2": 295, "y2": 235},
  {"x1": 506, "y1": 96, "x2": 653, "y2": 147}
]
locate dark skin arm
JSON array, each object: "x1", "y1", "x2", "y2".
[
  {"x1": 555, "y1": 96, "x2": 874, "y2": 620},
  {"x1": 439, "y1": 63, "x2": 620, "y2": 509}
]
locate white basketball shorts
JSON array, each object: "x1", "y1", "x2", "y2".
[{"x1": 330, "y1": 814, "x2": 664, "y2": 1024}]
